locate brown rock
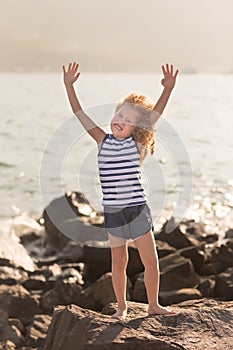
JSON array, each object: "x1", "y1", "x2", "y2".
[
  {"x1": 132, "y1": 272, "x2": 147, "y2": 303},
  {"x1": 59, "y1": 267, "x2": 84, "y2": 285},
  {"x1": 83, "y1": 244, "x2": 145, "y2": 285},
  {"x1": 0, "y1": 310, "x2": 23, "y2": 348},
  {"x1": 133, "y1": 274, "x2": 202, "y2": 306},
  {"x1": 180, "y1": 220, "x2": 219, "y2": 244},
  {"x1": 78, "y1": 272, "x2": 131, "y2": 311},
  {"x1": 214, "y1": 267, "x2": 233, "y2": 300},
  {"x1": 126, "y1": 245, "x2": 144, "y2": 281},
  {"x1": 178, "y1": 246, "x2": 205, "y2": 273},
  {"x1": 83, "y1": 245, "x2": 111, "y2": 283},
  {"x1": 56, "y1": 240, "x2": 83, "y2": 262},
  {"x1": 24, "y1": 314, "x2": 52, "y2": 348},
  {"x1": 200, "y1": 242, "x2": 233, "y2": 275},
  {"x1": 217, "y1": 242, "x2": 233, "y2": 270},
  {"x1": 197, "y1": 278, "x2": 215, "y2": 297},
  {"x1": 159, "y1": 252, "x2": 200, "y2": 291},
  {"x1": 40, "y1": 263, "x2": 62, "y2": 279},
  {"x1": 0, "y1": 266, "x2": 28, "y2": 286},
  {"x1": 185, "y1": 220, "x2": 205, "y2": 236},
  {"x1": 43, "y1": 299, "x2": 233, "y2": 350},
  {"x1": 155, "y1": 240, "x2": 176, "y2": 258},
  {"x1": 42, "y1": 191, "x2": 107, "y2": 250},
  {"x1": 156, "y1": 222, "x2": 198, "y2": 249},
  {"x1": 91, "y1": 272, "x2": 116, "y2": 306},
  {"x1": 39, "y1": 288, "x2": 60, "y2": 314},
  {"x1": 132, "y1": 253, "x2": 200, "y2": 301},
  {"x1": 8, "y1": 318, "x2": 25, "y2": 335},
  {"x1": 198, "y1": 261, "x2": 222, "y2": 276},
  {"x1": 40, "y1": 278, "x2": 83, "y2": 314},
  {"x1": 22, "y1": 275, "x2": 47, "y2": 291},
  {"x1": 225, "y1": 228, "x2": 233, "y2": 239},
  {"x1": 159, "y1": 288, "x2": 202, "y2": 305},
  {"x1": 0, "y1": 340, "x2": 16, "y2": 349},
  {"x1": 0, "y1": 285, "x2": 41, "y2": 326}
]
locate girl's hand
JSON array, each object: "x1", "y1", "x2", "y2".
[
  {"x1": 161, "y1": 64, "x2": 179, "y2": 90},
  {"x1": 63, "y1": 62, "x2": 80, "y2": 85}
]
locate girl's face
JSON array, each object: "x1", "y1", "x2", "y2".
[{"x1": 110, "y1": 104, "x2": 139, "y2": 139}]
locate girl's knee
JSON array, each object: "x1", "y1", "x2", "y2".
[
  {"x1": 112, "y1": 255, "x2": 128, "y2": 270},
  {"x1": 143, "y1": 256, "x2": 159, "y2": 270},
  {"x1": 113, "y1": 259, "x2": 128, "y2": 270}
]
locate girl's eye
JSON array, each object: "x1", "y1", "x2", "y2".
[{"x1": 126, "y1": 119, "x2": 132, "y2": 124}]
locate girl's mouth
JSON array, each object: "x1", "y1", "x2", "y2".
[{"x1": 114, "y1": 123, "x2": 123, "y2": 131}]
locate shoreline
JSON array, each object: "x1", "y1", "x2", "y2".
[{"x1": 1, "y1": 183, "x2": 232, "y2": 243}]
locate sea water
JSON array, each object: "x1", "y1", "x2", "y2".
[{"x1": 0, "y1": 72, "x2": 232, "y2": 235}]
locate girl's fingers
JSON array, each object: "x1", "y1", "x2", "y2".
[
  {"x1": 62, "y1": 65, "x2": 66, "y2": 74},
  {"x1": 64, "y1": 62, "x2": 79, "y2": 74},
  {"x1": 174, "y1": 69, "x2": 179, "y2": 78},
  {"x1": 162, "y1": 63, "x2": 178, "y2": 78},
  {"x1": 170, "y1": 64, "x2": 173, "y2": 75},
  {"x1": 72, "y1": 62, "x2": 78, "y2": 71},
  {"x1": 162, "y1": 65, "x2": 166, "y2": 76}
]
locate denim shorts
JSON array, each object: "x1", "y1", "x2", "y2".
[{"x1": 104, "y1": 203, "x2": 153, "y2": 241}]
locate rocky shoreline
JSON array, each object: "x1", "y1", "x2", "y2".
[{"x1": 0, "y1": 191, "x2": 233, "y2": 349}]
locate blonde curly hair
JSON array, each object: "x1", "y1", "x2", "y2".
[{"x1": 115, "y1": 92, "x2": 156, "y2": 162}]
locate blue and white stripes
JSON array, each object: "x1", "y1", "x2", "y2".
[{"x1": 98, "y1": 134, "x2": 146, "y2": 207}]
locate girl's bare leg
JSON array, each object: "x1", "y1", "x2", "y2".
[
  {"x1": 109, "y1": 234, "x2": 128, "y2": 319},
  {"x1": 134, "y1": 230, "x2": 174, "y2": 315}
]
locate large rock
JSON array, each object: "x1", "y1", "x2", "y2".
[
  {"x1": 155, "y1": 221, "x2": 199, "y2": 249},
  {"x1": 42, "y1": 191, "x2": 107, "y2": 249},
  {"x1": 40, "y1": 277, "x2": 83, "y2": 314},
  {"x1": 83, "y1": 245, "x2": 111, "y2": 283},
  {"x1": 77, "y1": 272, "x2": 132, "y2": 312},
  {"x1": 77, "y1": 272, "x2": 116, "y2": 311},
  {"x1": 43, "y1": 299, "x2": 233, "y2": 350},
  {"x1": 178, "y1": 246, "x2": 205, "y2": 273},
  {"x1": 159, "y1": 252, "x2": 200, "y2": 291}
]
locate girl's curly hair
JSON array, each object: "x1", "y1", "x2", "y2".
[{"x1": 115, "y1": 93, "x2": 156, "y2": 162}]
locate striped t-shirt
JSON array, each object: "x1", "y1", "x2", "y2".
[{"x1": 98, "y1": 134, "x2": 146, "y2": 207}]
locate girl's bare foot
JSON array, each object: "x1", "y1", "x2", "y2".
[
  {"x1": 148, "y1": 304, "x2": 176, "y2": 316},
  {"x1": 112, "y1": 307, "x2": 128, "y2": 321}
]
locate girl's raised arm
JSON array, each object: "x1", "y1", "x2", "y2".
[
  {"x1": 150, "y1": 64, "x2": 179, "y2": 125},
  {"x1": 63, "y1": 62, "x2": 107, "y2": 145}
]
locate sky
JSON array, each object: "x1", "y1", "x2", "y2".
[{"x1": 1, "y1": 0, "x2": 233, "y2": 72}]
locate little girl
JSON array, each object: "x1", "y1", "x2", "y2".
[{"x1": 63, "y1": 62, "x2": 178, "y2": 319}]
